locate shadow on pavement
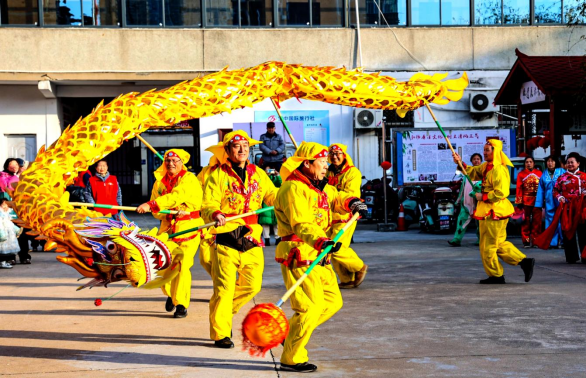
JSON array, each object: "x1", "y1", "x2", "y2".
[
  {"x1": 0, "y1": 346, "x2": 276, "y2": 371},
  {"x1": 0, "y1": 330, "x2": 210, "y2": 347},
  {"x1": 0, "y1": 296, "x2": 209, "y2": 303}
]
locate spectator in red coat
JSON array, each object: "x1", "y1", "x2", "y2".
[
  {"x1": 515, "y1": 156, "x2": 543, "y2": 248},
  {"x1": 84, "y1": 160, "x2": 122, "y2": 216}
]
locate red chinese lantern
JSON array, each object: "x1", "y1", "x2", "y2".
[
  {"x1": 242, "y1": 303, "x2": 289, "y2": 357},
  {"x1": 538, "y1": 136, "x2": 551, "y2": 149},
  {"x1": 381, "y1": 161, "x2": 392, "y2": 170}
]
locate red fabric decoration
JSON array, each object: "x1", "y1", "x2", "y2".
[
  {"x1": 86, "y1": 258, "x2": 94, "y2": 266},
  {"x1": 94, "y1": 299, "x2": 102, "y2": 306},
  {"x1": 538, "y1": 136, "x2": 551, "y2": 149},
  {"x1": 518, "y1": 152, "x2": 529, "y2": 158},
  {"x1": 242, "y1": 303, "x2": 290, "y2": 357},
  {"x1": 381, "y1": 161, "x2": 392, "y2": 170}
]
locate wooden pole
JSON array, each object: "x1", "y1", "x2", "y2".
[{"x1": 137, "y1": 134, "x2": 164, "y2": 161}]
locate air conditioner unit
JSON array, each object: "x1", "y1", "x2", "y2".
[
  {"x1": 470, "y1": 91, "x2": 499, "y2": 113},
  {"x1": 354, "y1": 109, "x2": 383, "y2": 129}
]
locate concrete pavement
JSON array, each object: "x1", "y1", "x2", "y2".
[{"x1": 1, "y1": 223, "x2": 586, "y2": 377}]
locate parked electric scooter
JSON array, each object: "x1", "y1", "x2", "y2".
[{"x1": 360, "y1": 176, "x2": 398, "y2": 223}]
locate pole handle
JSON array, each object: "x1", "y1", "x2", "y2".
[
  {"x1": 424, "y1": 104, "x2": 474, "y2": 186},
  {"x1": 270, "y1": 98, "x2": 299, "y2": 149},
  {"x1": 167, "y1": 207, "x2": 274, "y2": 238},
  {"x1": 137, "y1": 134, "x2": 164, "y2": 161},
  {"x1": 276, "y1": 212, "x2": 361, "y2": 307},
  {"x1": 70, "y1": 202, "x2": 177, "y2": 214}
]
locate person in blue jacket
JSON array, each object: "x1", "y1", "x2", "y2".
[
  {"x1": 259, "y1": 122, "x2": 285, "y2": 172},
  {"x1": 535, "y1": 155, "x2": 565, "y2": 249}
]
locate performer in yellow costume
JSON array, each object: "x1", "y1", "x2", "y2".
[
  {"x1": 274, "y1": 142, "x2": 367, "y2": 373},
  {"x1": 196, "y1": 156, "x2": 220, "y2": 278},
  {"x1": 137, "y1": 149, "x2": 204, "y2": 317},
  {"x1": 453, "y1": 139, "x2": 535, "y2": 284},
  {"x1": 202, "y1": 130, "x2": 279, "y2": 349},
  {"x1": 326, "y1": 143, "x2": 368, "y2": 289}
]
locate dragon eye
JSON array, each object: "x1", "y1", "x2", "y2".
[{"x1": 105, "y1": 241, "x2": 118, "y2": 253}]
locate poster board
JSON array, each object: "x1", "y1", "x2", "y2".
[
  {"x1": 396, "y1": 128, "x2": 515, "y2": 185},
  {"x1": 255, "y1": 110, "x2": 330, "y2": 146}
]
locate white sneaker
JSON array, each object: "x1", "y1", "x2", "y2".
[{"x1": 0, "y1": 261, "x2": 13, "y2": 269}]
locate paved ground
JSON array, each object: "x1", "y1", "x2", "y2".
[{"x1": 1, "y1": 219, "x2": 586, "y2": 378}]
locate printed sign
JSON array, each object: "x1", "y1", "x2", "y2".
[
  {"x1": 255, "y1": 110, "x2": 330, "y2": 146},
  {"x1": 397, "y1": 129, "x2": 513, "y2": 185},
  {"x1": 520, "y1": 81, "x2": 546, "y2": 105}
]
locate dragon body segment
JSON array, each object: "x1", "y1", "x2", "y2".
[{"x1": 11, "y1": 62, "x2": 468, "y2": 288}]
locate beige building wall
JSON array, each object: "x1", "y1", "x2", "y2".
[{"x1": 1, "y1": 26, "x2": 585, "y2": 82}]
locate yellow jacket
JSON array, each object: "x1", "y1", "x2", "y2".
[
  {"x1": 326, "y1": 162, "x2": 362, "y2": 222},
  {"x1": 149, "y1": 170, "x2": 204, "y2": 238},
  {"x1": 202, "y1": 162, "x2": 278, "y2": 243},
  {"x1": 275, "y1": 170, "x2": 354, "y2": 262},
  {"x1": 466, "y1": 162, "x2": 514, "y2": 219}
]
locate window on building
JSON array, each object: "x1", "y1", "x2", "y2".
[
  {"x1": 535, "y1": 0, "x2": 561, "y2": 23},
  {"x1": 1, "y1": 0, "x2": 39, "y2": 24},
  {"x1": 503, "y1": 0, "x2": 529, "y2": 23},
  {"x1": 349, "y1": 0, "x2": 406, "y2": 26},
  {"x1": 411, "y1": 0, "x2": 440, "y2": 25},
  {"x1": 312, "y1": 0, "x2": 344, "y2": 26},
  {"x1": 278, "y1": 0, "x2": 310, "y2": 25},
  {"x1": 475, "y1": 0, "x2": 502, "y2": 24},
  {"x1": 564, "y1": 0, "x2": 586, "y2": 23},
  {"x1": 205, "y1": 0, "x2": 236, "y2": 26},
  {"x1": 441, "y1": 0, "x2": 470, "y2": 25},
  {"x1": 165, "y1": 0, "x2": 200, "y2": 26},
  {"x1": 126, "y1": 0, "x2": 163, "y2": 25},
  {"x1": 43, "y1": 0, "x2": 83, "y2": 25},
  {"x1": 82, "y1": 0, "x2": 120, "y2": 25},
  {"x1": 240, "y1": 0, "x2": 272, "y2": 26}
]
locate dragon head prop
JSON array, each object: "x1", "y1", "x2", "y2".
[{"x1": 41, "y1": 212, "x2": 182, "y2": 291}]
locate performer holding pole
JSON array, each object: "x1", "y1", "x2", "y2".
[
  {"x1": 202, "y1": 130, "x2": 279, "y2": 349},
  {"x1": 452, "y1": 140, "x2": 535, "y2": 284},
  {"x1": 326, "y1": 143, "x2": 368, "y2": 289},
  {"x1": 136, "y1": 149, "x2": 204, "y2": 318},
  {"x1": 274, "y1": 142, "x2": 367, "y2": 372}
]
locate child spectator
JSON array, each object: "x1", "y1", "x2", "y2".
[{"x1": 0, "y1": 198, "x2": 21, "y2": 269}]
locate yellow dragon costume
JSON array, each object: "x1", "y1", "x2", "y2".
[{"x1": 9, "y1": 61, "x2": 468, "y2": 293}]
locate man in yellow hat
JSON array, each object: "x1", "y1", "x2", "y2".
[
  {"x1": 453, "y1": 139, "x2": 535, "y2": 284},
  {"x1": 326, "y1": 143, "x2": 368, "y2": 289},
  {"x1": 202, "y1": 130, "x2": 279, "y2": 349},
  {"x1": 137, "y1": 149, "x2": 204, "y2": 317},
  {"x1": 274, "y1": 141, "x2": 367, "y2": 373},
  {"x1": 196, "y1": 155, "x2": 220, "y2": 277}
]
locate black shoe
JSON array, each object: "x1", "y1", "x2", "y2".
[
  {"x1": 214, "y1": 337, "x2": 234, "y2": 349},
  {"x1": 265, "y1": 238, "x2": 271, "y2": 246},
  {"x1": 519, "y1": 258, "x2": 535, "y2": 282},
  {"x1": 173, "y1": 305, "x2": 187, "y2": 318},
  {"x1": 447, "y1": 240, "x2": 461, "y2": 247},
  {"x1": 275, "y1": 237, "x2": 281, "y2": 246},
  {"x1": 479, "y1": 276, "x2": 506, "y2": 284},
  {"x1": 165, "y1": 297, "x2": 175, "y2": 312},
  {"x1": 280, "y1": 362, "x2": 318, "y2": 373}
]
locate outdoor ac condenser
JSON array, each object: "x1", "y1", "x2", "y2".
[
  {"x1": 469, "y1": 91, "x2": 499, "y2": 113},
  {"x1": 354, "y1": 109, "x2": 383, "y2": 129}
]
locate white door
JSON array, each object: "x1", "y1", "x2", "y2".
[{"x1": 6, "y1": 135, "x2": 37, "y2": 162}]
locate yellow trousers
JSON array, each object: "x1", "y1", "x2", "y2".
[
  {"x1": 161, "y1": 234, "x2": 201, "y2": 308},
  {"x1": 330, "y1": 221, "x2": 364, "y2": 283},
  {"x1": 199, "y1": 236, "x2": 214, "y2": 278},
  {"x1": 209, "y1": 243, "x2": 264, "y2": 340},
  {"x1": 479, "y1": 218, "x2": 526, "y2": 277},
  {"x1": 280, "y1": 263, "x2": 343, "y2": 365}
]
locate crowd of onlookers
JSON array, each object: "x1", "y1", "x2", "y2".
[
  {"x1": 1, "y1": 148, "x2": 585, "y2": 269},
  {"x1": 515, "y1": 152, "x2": 586, "y2": 264},
  {"x1": 0, "y1": 157, "x2": 122, "y2": 268}
]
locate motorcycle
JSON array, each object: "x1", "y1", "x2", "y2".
[{"x1": 360, "y1": 177, "x2": 398, "y2": 223}]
